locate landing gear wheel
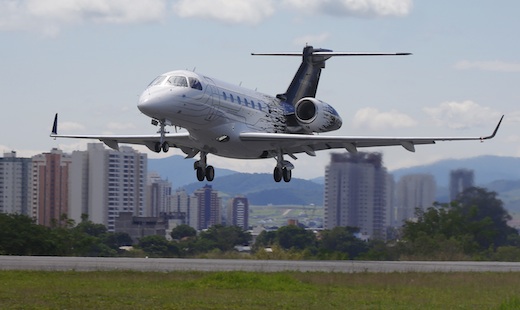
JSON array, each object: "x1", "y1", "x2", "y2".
[
  {"x1": 273, "y1": 167, "x2": 283, "y2": 182},
  {"x1": 282, "y1": 167, "x2": 292, "y2": 182},
  {"x1": 196, "y1": 167, "x2": 205, "y2": 181},
  {"x1": 154, "y1": 142, "x2": 162, "y2": 153},
  {"x1": 205, "y1": 166, "x2": 215, "y2": 181},
  {"x1": 161, "y1": 142, "x2": 169, "y2": 153}
]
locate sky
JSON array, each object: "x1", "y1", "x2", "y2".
[{"x1": 1, "y1": 0, "x2": 520, "y2": 181}]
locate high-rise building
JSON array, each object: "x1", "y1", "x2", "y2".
[
  {"x1": 324, "y1": 152, "x2": 389, "y2": 240},
  {"x1": 31, "y1": 148, "x2": 71, "y2": 226},
  {"x1": 0, "y1": 151, "x2": 32, "y2": 215},
  {"x1": 227, "y1": 196, "x2": 249, "y2": 230},
  {"x1": 450, "y1": 169, "x2": 474, "y2": 201},
  {"x1": 147, "y1": 172, "x2": 172, "y2": 217},
  {"x1": 395, "y1": 174, "x2": 436, "y2": 225},
  {"x1": 69, "y1": 143, "x2": 147, "y2": 231},
  {"x1": 169, "y1": 188, "x2": 197, "y2": 227},
  {"x1": 192, "y1": 184, "x2": 221, "y2": 230}
]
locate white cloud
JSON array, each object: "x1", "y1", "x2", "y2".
[
  {"x1": 352, "y1": 107, "x2": 417, "y2": 130},
  {"x1": 1, "y1": 0, "x2": 413, "y2": 35},
  {"x1": 0, "y1": 0, "x2": 166, "y2": 35},
  {"x1": 282, "y1": 0, "x2": 413, "y2": 17},
  {"x1": 292, "y1": 32, "x2": 331, "y2": 46},
  {"x1": 173, "y1": 0, "x2": 275, "y2": 25},
  {"x1": 455, "y1": 60, "x2": 520, "y2": 73},
  {"x1": 423, "y1": 100, "x2": 501, "y2": 129}
]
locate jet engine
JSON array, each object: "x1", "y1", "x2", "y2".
[{"x1": 294, "y1": 97, "x2": 343, "y2": 133}]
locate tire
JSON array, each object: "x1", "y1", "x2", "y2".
[
  {"x1": 206, "y1": 166, "x2": 215, "y2": 181},
  {"x1": 162, "y1": 142, "x2": 169, "y2": 153},
  {"x1": 282, "y1": 167, "x2": 292, "y2": 182},
  {"x1": 273, "y1": 167, "x2": 282, "y2": 182},
  {"x1": 154, "y1": 142, "x2": 161, "y2": 153},
  {"x1": 196, "y1": 167, "x2": 205, "y2": 181}
]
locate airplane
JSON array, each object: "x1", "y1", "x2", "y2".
[{"x1": 51, "y1": 45, "x2": 504, "y2": 183}]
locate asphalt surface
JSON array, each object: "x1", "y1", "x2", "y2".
[{"x1": 2, "y1": 256, "x2": 520, "y2": 273}]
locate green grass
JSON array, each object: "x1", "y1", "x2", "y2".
[{"x1": 1, "y1": 271, "x2": 520, "y2": 309}]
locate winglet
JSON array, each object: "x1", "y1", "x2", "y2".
[
  {"x1": 481, "y1": 115, "x2": 504, "y2": 140},
  {"x1": 51, "y1": 113, "x2": 58, "y2": 136}
]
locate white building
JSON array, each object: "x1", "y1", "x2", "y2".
[
  {"x1": 395, "y1": 174, "x2": 436, "y2": 225},
  {"x1": 69, "y1": 143, "x2": 147, "y2": 231},
  {"x1": 147, "y1": 172, "x2": 172, "y2": 217},
  {"x1": 0, "y1": 151, "x2": 32, "y2": 215},
  {"x1": 170, "y1": 188, "x2": 198, "y2": 229},
  {"x1": 324, "y1": 152, "x2": 389, "y2": 240}
]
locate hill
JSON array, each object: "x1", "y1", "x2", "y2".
[
  {"x1": 182, "y1": 173, "x2": 324, "y2": 205},
  {"x1": 391, "y1": 155, "x2": 520, "y2": 186}
]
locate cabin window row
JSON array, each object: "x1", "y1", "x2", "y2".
[{"x1": 221, "y1": 91, "x2": 264, "y2": 111}]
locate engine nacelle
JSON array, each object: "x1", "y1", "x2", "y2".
[{"x1": 294, "y1": 97, "x2": 342, "y2": 133}]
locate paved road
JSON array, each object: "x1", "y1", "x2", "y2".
[{"x1": 2, "y1": 256, "x2": 520, "y2": 273}]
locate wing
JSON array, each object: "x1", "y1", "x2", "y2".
[
  {"x1": 50, "y1": 114, "x2": 198, "y2": 156},
  {"x1": 240, "y1": 116, "x2": 504, "y2": 156}
]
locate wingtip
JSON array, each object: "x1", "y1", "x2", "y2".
[
  {"x1": 482, "y1": 115, "x2": 504, "y2": 140},
  {"x1": 51, "y1": 113, "x2": 58, "y2": 136}
]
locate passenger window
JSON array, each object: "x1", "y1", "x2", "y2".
[
  {"x1": 222, "y1": 92, "x2": 227, "y2": 100},
  {"x1": 244, "y1": 98, "x2": 248, "y2": 106},
  {"x1": 237, "y1": 96, "x2": 241, "y2": 105},
  {"x1": 167, "y1": 76, "x2": 188, "y2": 87},
  {"x1": 230, "y1": 94, "x2": 234, "y2": 103},
  {"x1": 251, "y1": 101, "x2": 255, "y2": 109},
  {"x1": 189, "y1": 77, "x2": 202, "y2": 90}
]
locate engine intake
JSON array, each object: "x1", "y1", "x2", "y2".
[{"x1": 294, "y1": 97, "x2": 342, "y2": 133}]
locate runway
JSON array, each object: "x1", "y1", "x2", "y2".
[{"x1": 2, "y1": 256, "x2": 520, "y2": 273}]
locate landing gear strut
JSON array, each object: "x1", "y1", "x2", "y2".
[
  {"x1": 194, "y1": 151, "x2": 215, "y2": 182},
  {"x1": 153, "y1": 119, "x2": 170, "y2": 153},
  {"x1": 273, "y1": 151, "x2": 293, "y2": 182}
]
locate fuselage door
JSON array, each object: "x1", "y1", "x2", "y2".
[{"x1": 204, "y1": 77, "x2": 220, "y2": 121}]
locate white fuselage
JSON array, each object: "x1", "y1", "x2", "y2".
[{"x1": 137, "y1": 70, "x2": 287, "y2": 159}]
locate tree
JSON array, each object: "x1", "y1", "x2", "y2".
[
  {"x1": 276, "y1": 225, "x2": 316, "y2": 251},
  {"x1": 198, "y1": 225, "x2": 251, "y2": 252},
  {"x1": 318, "y1": 227, "x2": 368, "y2": 259},
  {"x1": 400, "y1": 187, "x2": 519, "y2": 259},
  {"x1": 138, "y1": 235, "x2": 178, "y2": 257},
  {"x1": 171, "y1": 224, "x2": 197, "y2": 240},
  {"x1": 454, "y1": 187, "x2": 517, "y2": 248}
]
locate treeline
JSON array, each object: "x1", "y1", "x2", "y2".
[
  {"x1": 1, "y1": 187, "x2": 520, "y2": 261},
  {"x1": 0, "y1": 214, "x2": 133, "y2": 256}
]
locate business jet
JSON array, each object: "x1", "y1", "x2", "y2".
[{"x1": 51, "y1": 46, "x2": 503, "y2": 182}]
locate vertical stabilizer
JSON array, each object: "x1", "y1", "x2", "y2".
[{"x1": 281, "y1": 46, "x2": 332, "y2": 105}]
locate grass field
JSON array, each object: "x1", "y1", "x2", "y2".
[{"x1": 1, "y1": 271, "x2": 520, "y2": 309}]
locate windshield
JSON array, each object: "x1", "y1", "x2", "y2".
[
  {"x1": 148, "y1": 75, "x2": 167, "y2": 87},
  {"x1": 167, "y1": 76, "x2": 188, "y2": 87}
]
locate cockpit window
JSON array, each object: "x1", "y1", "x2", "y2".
[
  {"x1": 167, "y1": 76, "x2": 188, "y2": 87},
  {"x1": 189, "y1": 77, "x2": 202, "y2": 90},
  {"x1": 148, "y1": 75, "x2": 167, "y2": 87}
]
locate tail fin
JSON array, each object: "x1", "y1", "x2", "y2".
[{"x1": 252, "y1": 46, "x2": 411, "y2": 106}]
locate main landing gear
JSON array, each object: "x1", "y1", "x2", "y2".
[
  {"x1": 194, "y1": 151, "x2": 214, "y2": 182},
  {"x1": 273, "y1": 151, "x2": 293, "y2": 182}
]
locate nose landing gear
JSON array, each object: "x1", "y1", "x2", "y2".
[{"x1": 153, "y1": 119, "x2": 170, "y2": 153}]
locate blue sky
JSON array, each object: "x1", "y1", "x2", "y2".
[{"x1": 1, "y1": 0, "x2": 519, "y2": 181}]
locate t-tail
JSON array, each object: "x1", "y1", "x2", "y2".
[{"x1": 252, "y1": 46, "x2": 412, "y2": 106}]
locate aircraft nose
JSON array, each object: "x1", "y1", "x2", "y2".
[{"x1": 137, "y1": 91, "x2": 162, "y2": 117}]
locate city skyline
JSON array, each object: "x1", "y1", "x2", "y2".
[{"x1": 1, "y1": 1, "x2": 519, "y2": 180}]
